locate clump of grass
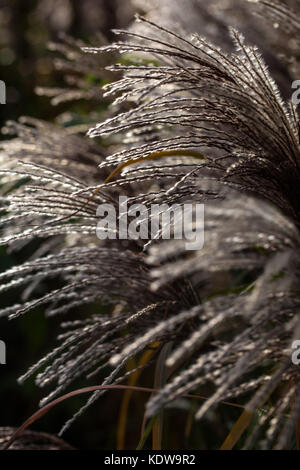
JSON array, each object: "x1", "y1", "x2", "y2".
[{"x1": 1, "y1": 0, "x2": 300, "y2": 449}]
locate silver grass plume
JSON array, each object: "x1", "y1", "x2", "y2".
[{"x1": 1, "y1": 0, "x2": 300, "y2": 449}]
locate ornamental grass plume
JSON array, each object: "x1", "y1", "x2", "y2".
[{"x1": 1, "y1": 0, "x2": 300, "y2": 449}]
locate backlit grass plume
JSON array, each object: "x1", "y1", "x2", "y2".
[{"x1": 1, "y1": 0, "x2": 300, "y2": 449}]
